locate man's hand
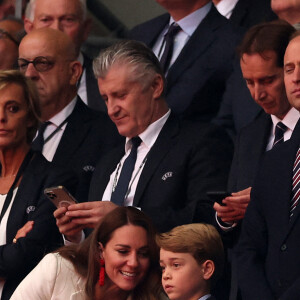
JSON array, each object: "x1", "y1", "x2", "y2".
[
  {"x1": 54, "y1": 206, "x2": 85, "y2": 243},
  {"x1": 65, "y1": 201, "x2": 118, "y2": 227},
  {"x1": 214, "y1": 187, "x2": 251, "y2": 223},
  {"x1": 54, "y1": 202, "x2": 118, "y2": 243}
]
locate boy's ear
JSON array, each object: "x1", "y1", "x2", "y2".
[{"x1": 202, "y1": 260, "x2": 215, "y2": 280}]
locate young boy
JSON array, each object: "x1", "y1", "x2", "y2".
[{"x1": 157, "y1": 223, "x2": 224, "y2": 300}]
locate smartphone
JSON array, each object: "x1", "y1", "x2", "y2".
[
  {"x1": 44, "y1": 186, "x2": 78, "y2": 208},
  {"x1": 207, "y1": 191, "x2": 231, "y2": 206}
]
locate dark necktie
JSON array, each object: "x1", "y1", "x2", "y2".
[
  {"x1": 111, "y1": 137, "x2": 142, "y2": 206},
  {"x1": 31, "y1": 121, "x2": 51, "y2": 152},
  {"x1": 273, "y1": 122, "x2": 288, "y2": 148},
  {"x1": 160, "y1": 23, "x2": 181, "y2": 73},
  {"x1": 291, "y1": 147, "x2": 300, "y2": 217}
]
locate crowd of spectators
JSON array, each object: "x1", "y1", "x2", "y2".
[{"x1": 0, "y1": 0, "x2": 299, "y2": 300}]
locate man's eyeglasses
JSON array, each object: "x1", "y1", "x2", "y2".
[
  {"x1": 18, "y1": 56, "x2": 55, "y2": 72},
  {"x1": 0, "y1": 28, "x2": 19, "y2": 46}
]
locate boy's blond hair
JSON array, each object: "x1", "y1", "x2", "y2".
[{"x1": 157, "y1": 223, "x2": 224, "y2": 284}]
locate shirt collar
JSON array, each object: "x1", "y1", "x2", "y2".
[
  {"x1": 49, "y1": 96, "x2": 77, "y2": 127},
  {"x1": 215, "y1": 0, "x2": 239, "y2": 18},
  {"x1": 125, "y1": 109, "x2": 171, "y2": 152},
  {"x1": 77, "y1": 52, "x2": 84, "y2": 65},
  {"x1": 169, "y1": 2, "x2": 212, "y2": 37},
  {"x1": 271, "y1": 107, "x2": 300, "y2": 132},
  {"x1": 199, "y1": 294, "x2": 212, "y2": 300}
]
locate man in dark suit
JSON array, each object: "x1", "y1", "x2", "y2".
[
  {"x1": 214, "y1": 21, "x2": 298, "y2": 230},
  {"x1": 235, "y1": 34, "x2": 300, "y2": 299},
  {"x1": 18, "y1": 28, "x2": 120, "y2": 203},
  {"x1": 128, "y1": 0, "x2": 241, "y2": 122},
  {"x1": 214, "y1": 0, "x2": 300, "y2": 140},
  {"x1": 213, "y1": 21, "x2": 297, "y2": 300},
  {"x1": 54, "y1": 40, "x2": 233, "y2": 243},
  {"x1": 213, "y1": 0, "x2": 276, "y2": 30},
  {"x1": 24, "y1": 0, "x2": 106, "y2": 112}
]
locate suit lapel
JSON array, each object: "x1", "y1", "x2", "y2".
[
  {"x1": 166, "y1": 6, "x2": 221, "y2": 89},
  {"x1": 89, "y1": 145, "x2": 125, "y2": 202},
  {"x1": 276, "y1": 120, "x2": 300, "y2": 236},
  {"x1": 248, "y1": 113, "x2": 271, "y2": 169},
  {"x1": 52, "y1": 98, "x2": 93, "y2": 165},
  {"x1": 229, "y1": 0, "x2": 248, "y2": 24},
  {"x1": 133, "y1": 114, "x2": 180, "y2": 206},
  {"x1": 135, "y1": 14, "x2": 169, "y2": 47},
  {"x1": 83, "y1": 55, "x2": 107, "y2": 112}
]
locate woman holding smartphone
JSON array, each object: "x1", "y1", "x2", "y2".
[{"x1": 0, "y1": 70, "x2": 76, "y2": 300}]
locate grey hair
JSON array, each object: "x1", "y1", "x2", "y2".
[
  {"x1": 93, "y1": 40, "x2": 165, "y2": 91},
  {"x1": 25, "y1": 0, "x2": 87, "y2": 21}
]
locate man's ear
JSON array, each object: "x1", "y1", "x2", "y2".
[
  {"x1": 69, "y1": 61, "x2": 83, "y2": 86},
  {"x1": 24, "y1": 18, "x2": 34, "y2": 33},
  {"x1": 202, "y1": 260, "x2": 215, "y2": 280},
  {"x1": 152, "y1": 74, "x2": 164, "y2": 99}
]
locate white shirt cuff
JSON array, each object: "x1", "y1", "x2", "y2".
[{"x1": 63, "y1": 231, "x2": 85, "y2": 245}]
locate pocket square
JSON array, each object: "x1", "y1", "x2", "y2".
[
  {"x1": 26, "y1": 206, "x2": 36, "y2": 214},
  {"x1": 83, "y1": 165, "x2": 95, "y2": 172},
  {"x1": 162, "y1": 172, "x2": 173, "y2": 181}
]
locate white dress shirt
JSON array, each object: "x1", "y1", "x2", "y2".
[
  {"x1": 266, "y1": 107, "x2": 300, "y2": 151},
  {"x1": 214, "y1": 0, "x2": 239, "y2": 19},
  {"x1": 199, "y1": 295, "x2": 212, "y2": 300},
  {"x1": 42, "y1": 97, "x2": 77, "y2": 162},
  {"x1": 76, "y1": 53, "x2": 88, "y2": 105},
  {"x1": 152, "y1": 2, "x2": 211, "y2": 73},
  {"x1": 102, "y1": 110, "x2": 171, "y2": 207}
]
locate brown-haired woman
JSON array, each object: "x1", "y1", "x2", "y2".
[
  {"x1": 11, "y1": 206, "x2": 165, "y2": 300},
  {"x1": 0, "y1": 70, "x2": 76, "y2": 300}
]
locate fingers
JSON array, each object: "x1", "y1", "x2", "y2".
[{"x1": 15, "y1": 221, "x2": 35, "y2": 240}]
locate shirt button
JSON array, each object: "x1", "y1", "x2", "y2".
[{"x1": 281, "y1": 244, "x2": 287, "y2": 251}]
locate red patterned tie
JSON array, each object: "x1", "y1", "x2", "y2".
[{"x1": 291, "y1": 147, "x2": 300, "y2": 217}]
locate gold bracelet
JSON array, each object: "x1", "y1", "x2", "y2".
[{"x1": 13, "y1": 238, "x2": 17, "y2": 244}]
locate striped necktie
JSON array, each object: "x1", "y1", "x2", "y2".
[
  {"x1": 273, "y1": 122, "x2": 287, "y2": 148},
  {"x1": 291, "y1": 147, "x2": 300, "y2": 217}
]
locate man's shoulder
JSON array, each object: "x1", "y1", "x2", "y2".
[
  {"x1": 128, "y1": 13, "x2": 170, "y2": 40},
  {"x1": 238, "y1": 112, "x2": 271, "y2": 137}
]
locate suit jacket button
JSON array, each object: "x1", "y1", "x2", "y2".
[{"x1": 281, "y1": 244, "x2": 287, "y2": 251}]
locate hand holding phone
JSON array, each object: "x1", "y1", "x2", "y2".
[
  {"x1": 207, "y1": 191, "x2": 231, "y2": 206},
  {"x1": 44, "y1": 186, "x2": 78, "y2": 208}
]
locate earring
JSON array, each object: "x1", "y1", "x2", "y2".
[{"x1": 99, "y1": 258, "x2": 105, "y2": 286}]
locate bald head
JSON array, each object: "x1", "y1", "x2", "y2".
[
  {"x1": 20, "y1": 27, "x2": 77, "y2": 60},
  {"x1": 18, "y1": 27, "x2": 82, "y2": 120}
]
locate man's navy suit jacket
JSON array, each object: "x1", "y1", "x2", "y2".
[
  {"x1": 229, "y1": 0, "x2": 277, "y2": 30},
  {"x1": 50, "y1": 98, "x2": 122, "y2": 202},
  {"x1": 228, "y1": 111, "x2": 271, "y2": 192},
  {"x1": 236, "y1": 119, "x2": 300, "y2": 300},
  {"x1": 1, "y1": 152, "x2": 77, "y2": 300},
  {"x1": 88, "y1": 113, "x2": 233, "y2": 232},
  {"x1": 128, "y1": 5, "x2": 241, "y2": 122}
]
